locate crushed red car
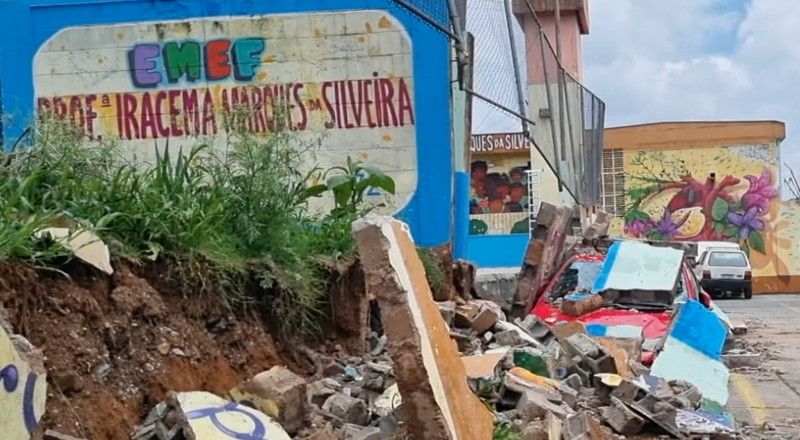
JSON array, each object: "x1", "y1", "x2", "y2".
[{"x1": 530, "y1": 251, "x2": 715, "y2": 365}]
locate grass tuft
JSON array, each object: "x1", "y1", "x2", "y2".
[{"x1": 0, "y1": 114, "x2": 395, "y2": 341}]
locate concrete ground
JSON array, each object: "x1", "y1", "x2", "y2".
[{"x1": 721, "y1": 295, "x2": 800, "y2": 432}]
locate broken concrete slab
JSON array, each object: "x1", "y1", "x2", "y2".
[
  {"x1": 167, "y1": 391, "x2": 291, "y2": 440},
  {"x1": 228, "y1": 365, "x2": 307, "y2": 435},
  {"x1": 353, "y1": 215, "x2": 494, "y2": 440},
  {"x1": 461, "y1": 350, "x2": 507, "y2": 380},
  {"x1": 651, "y1": 300, "x2": 729, "y2": 406},
  {"x1": 1, "y1": 323, "x2": 47, "y2": 439},
  {"x1": 34, "y1": 227, "x2": 114, "y2": 274},
  {"x1": 591, "y1": 240, "x2": 684, "y2": 293}
]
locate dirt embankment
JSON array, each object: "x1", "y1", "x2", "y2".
[{"x1": 0, "y1": 260, "x2": 307, "y2": 440}]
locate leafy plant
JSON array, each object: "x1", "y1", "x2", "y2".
[{"x1": 304, "y1": 156, "x2": 396, "y2": 219}]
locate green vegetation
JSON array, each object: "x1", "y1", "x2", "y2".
[{"x1": 0, "y1": 116, "x2": 395, "y2": 340}]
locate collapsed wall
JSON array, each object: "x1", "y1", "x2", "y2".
[{"x1": 0, "y1": 261, "x2": 292, "y2": 439}]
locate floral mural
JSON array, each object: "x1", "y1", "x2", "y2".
[{"x1": 620, "y1": 150, "x2": 779, "y2": 257}]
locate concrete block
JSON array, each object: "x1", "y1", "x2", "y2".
[
  {"x1": 353, "y1": 215, "x2": 494, "y2": 440},
  {"x1": 602, "y1": 398, "x2": 646, "y2": 436},
  {"x1": 564, "y1": 334, "x2": 617, "y2": 374},
  {"x1": 564, "y1": 411, "x2": 614, "y2": 440},
  {"x1": 229, "y1": 365, "x2": 307, "y2": 435},
  {"x1": 730, "y1": 320, "x2": 748, "y2": 336},
  {"x1": 722, "y1": 352, "x2": 761, "y2": 369},
  {"x1": 564, "y1": 333, "x2": 600, "y2": 358},
  {"x1": 323, "y1": 393, "x2": 370, "y2": 426},
  {"x1": 470, "y1": 306, "x2": 500, "y2": 334},
  {"x1": 514, "y1": 315, "x2": 556, "y2": 345},
  {"x1": 494, "y1": 329, "x2": 529, "y2": 347},
  {"x1": 516, "y1": 388, "x2": 574, "y2": 421},
  {"x1": 561, "y1": 293, "x2": 604, "y2": 317}
]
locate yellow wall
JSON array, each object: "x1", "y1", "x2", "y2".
[{"x1": 603, "y1": 121, "x2": 795, "y2": 293}]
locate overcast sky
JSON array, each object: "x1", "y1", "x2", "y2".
[
  {"x1": 469, "y1": 0, "x2": 799, "y2": 195},
  {"x1": 584, "y1": 0, "x2": 798, "y2": 174}
]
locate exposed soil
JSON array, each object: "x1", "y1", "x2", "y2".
[{"x1": 0, "y1": 259, "x2": 303, "y2": 440}]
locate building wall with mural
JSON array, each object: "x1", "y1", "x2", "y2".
[
  {"x1": 601, "y1": 121, "x2": 797, "y2": 293},
  {"x1": 0, "y1": 0, "x2": 453, "y2": 247},
  {"x1": 469, "y1": 132, "x2": 535, "y2": 235}
]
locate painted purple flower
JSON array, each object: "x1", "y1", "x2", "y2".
[
  {"x1": 652, "y1": 210, "x2": 689, "y2": 239},
  {"x1": 624, "y1": 219, "x2": 652, "y2": 237},
  {"x1": 742, "y1": 167, "x2": 779, "y2": 214},
  {"x1": 727, "y1": 206, "x2": 765, "y2": 239}
]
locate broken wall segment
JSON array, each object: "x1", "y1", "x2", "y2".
[
  {"x1": 353, "y1": 215, "x2": 493, "y2": 440},
  {"x1": 651, "y1": 300, "x2": 730, "y2": 405},
  {"x1": 134, "y1": 391, "x2": 291, "y2": 440},
  {"x1": 0, "y1": 317, "x2": 47, "y2": 440},
  {"x1": 515, "y1": 202, "x2": 574, "y2": 313}
]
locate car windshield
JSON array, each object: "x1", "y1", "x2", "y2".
[
  {"x1": 547, "y1": 258, "x2": 687, "y2": 308},
  {"x1": 708, "y1": 251, "x2": 748, "y2": 267}
]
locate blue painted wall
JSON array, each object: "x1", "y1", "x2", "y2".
[
  {"x1": 0, "y1": 0, "x2": 454, "y2": 248},
  {"x1": 467, "y1": 234, "x2": 527, "y2": 268}
]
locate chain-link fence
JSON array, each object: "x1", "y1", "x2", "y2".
[{"x1": 388, "y1": 0, "x2": 606, "y2": 207}]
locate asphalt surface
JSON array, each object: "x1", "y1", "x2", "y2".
[{"x1": 721, "y1": 295, "x2": 800, "y2": 432}]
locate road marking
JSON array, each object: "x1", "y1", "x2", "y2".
[{"x1": 730, "y1": 373, "x2": 768, "y2": 425}]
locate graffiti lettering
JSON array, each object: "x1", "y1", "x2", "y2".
[
  {"x1": 36, "y1": 74, "x2": 415, "y2": 140},
  {"x1": 321, "y1": 73, "x2": 414, "y2": 129},
  {"x1": 128, "y1": 37, "x2": 267, "y2": 88},
  {"x1": 184, "y1": 401, "x2": 267, "y2": 440}
]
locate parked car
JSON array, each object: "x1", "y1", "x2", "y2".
[
  {"x1": 693, "y1": 248, "x2": 752, "y2": 299},
  {"x1": 693, "y1": 241, "x2": 743, "y2": 264},
  {"x1": 530, "y1": 252, "x2": 716, "y2": 366}
]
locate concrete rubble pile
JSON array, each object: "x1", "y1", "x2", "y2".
[{"x1": 18, "y1": 207, "x2": 774, "y2": 440}]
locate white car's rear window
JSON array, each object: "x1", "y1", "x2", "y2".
[{"x1": 708, "y1": 251, "x2": 748, "y2": 268}]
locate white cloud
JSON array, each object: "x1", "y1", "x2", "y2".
[{"x1": 583, "y1": 0, "x2": 800, "y2": 196}]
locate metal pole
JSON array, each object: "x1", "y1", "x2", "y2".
[
  {"x1": 503, "y1": 0, "x2": 528, "y2": 120},
  {"x1": 555, "y1": 0, "x2": 568, "y2": 162}
]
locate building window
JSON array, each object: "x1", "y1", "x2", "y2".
[{"x1": 601, "y1": 149, "x2": 625, "y2": 216}]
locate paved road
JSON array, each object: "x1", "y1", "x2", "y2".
[{"x1": 722, "y1": 295, "x2": 800, "y2": 432}]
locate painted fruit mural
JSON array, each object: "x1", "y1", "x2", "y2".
[{"x1": 621, "y1": 149, "x2": 779, "y2": 258}]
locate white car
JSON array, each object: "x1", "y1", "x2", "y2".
[{"x1": 694, "y1": 248, "x2": 753, "y2": 299}]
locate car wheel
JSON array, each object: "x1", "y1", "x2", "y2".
[{"x1": 743, "y1": 289, "x2": 753, "y2": 299}]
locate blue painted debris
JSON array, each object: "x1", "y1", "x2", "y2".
[
  {"x1": 585, "y1": 324, "x2": 643, "y2": 339},
  {"x1": 668, "y1": 300, "x2": 726, "y2": 360},
  {"x1": 592, "y1": 241, "x2": 685, "y2": 293},
  {"x1": 651, "y1": 299, "x2": 730, "y2": 405}
]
